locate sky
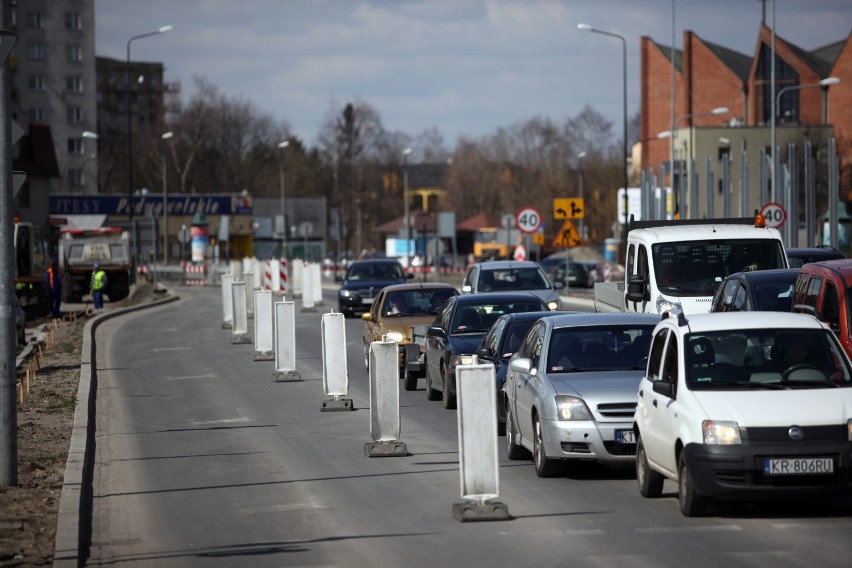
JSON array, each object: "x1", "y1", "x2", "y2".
[{"x1": 95, "y1": 0, "x2": 852, "y2": 149}]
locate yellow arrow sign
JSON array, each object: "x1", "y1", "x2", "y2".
[
  {"x1": 553, "y1": 197, "x2": 585, "y2": 219},
  {"x1": 552, "y1": 219, "x2": 583, "y2": 248}
]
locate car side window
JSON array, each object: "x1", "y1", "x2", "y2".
[
  {"x1": 637, "y1": 245, "x2": 649, "y2": 280},
  {"x1": 823, "y1": 282, "x2": 841, "y2": 333},
  {"x1": 793, "y1": 273, "x2": 810, "y2": 305},
  {"x1": 517, "y1": 321, "x2": 542, "y2": 360},
  {"x1": 661, "y1": 335, "x2": 679, "y2": 388},
  {"x1": 529, "y1": 326, "x2": 545, "y2": 369},
  {"x1": 371, "y1": 291, "x2": 384, "y2": 319},
  {"x1": 733, "y1": 283, "x2": 748, "y2": 311},
  {"x1": 719, "y1": 280, "x2": 739, "y2": 311},
  {"x1": 626, "y1": 243, "x2": 636, "y2": 278},
  {"x1": 647, "y1": 328, "x2": 668, "y2": 381},
  {"x1": 437, "y1": 298, "x2": 454, "y2": 329},
  {"x1": 483, "y1": 318, "x2": 502, "y2": 353},
  {"x1": 463, "y1": 267, "x2": 475, "y2": 291},
  {"x1": 805, "y1": 276, "x2": 823, "y2": 308}
]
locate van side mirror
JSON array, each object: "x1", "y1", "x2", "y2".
[
  {"x1": 626, "y1": 274, "x2": 649, "y2": 303},
  {"x1": 652, "y1": 380, "x2": 674, "y2": 398}
]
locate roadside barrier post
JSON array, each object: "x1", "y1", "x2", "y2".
[
  {"x1": 252, "y1": 260, "x2": 263, "y2": 291},
  {"x1": 364, "y1": 340, "x2": 407, "y2": 457},
  {"x1": 229, "y1": 259, "x2": 242, "y2": 281},
  {"x1": 270, "y1": 259, "x2": 281, "y2": 292},
  {"x1": 272, "y1": 300, "x2": 301, "y2": 381},
  {"x1": 452, "y1": 361, "x2": 511, "y2": 522},
  {"x1": 253, "y1": 290, "x2": 275, "y2": 361},
  {"x1": 311, "y1": 263, "x2": 324, "y2": 306},
  {"x1": 320, "y1": 312, "x2": 352, "y2": 411},
  {"x1": 301, "y1": 265, "x2": 317, "y2": 312},
  {"x1": 292, "y1": 261, "x2": 304, "y2": 298},
  {"x1": 230, "y1": 281, "x2": 252, "y2": 344},
  {"x1": 220, "y1": 273, "x2": 234, "y2": 329},
  {"x1": 244, "y1": 272, "x2": 255, "y2": 318}
]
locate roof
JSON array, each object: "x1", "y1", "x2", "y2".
[
  {"x1": 678, "y1": 311, "x2": 823, "y2": 334},
  {"x1": 782, "y1": 35, "x2": 835, "y2": 77},
  {"x1": 810, "y1": 39, "x2": 847, "y2": 72},
  {"x1": 549, "y1": 313, "x2": 661, "y2": 329},
  {"x1": 702, "y1": 38, "x2": 752, "y2": 83},
  {"x1": 631, "y1": 224, "x2": 782, "y2": 243},
  {"x1": 372, "y1": 210, "x2": 437, "y2": 234},
  {"x1": 474, "y1": 260, "x2": 540, "y2": 270},
  {"x1": 457, "y1": 212, "x2": 503, "y2": 231},
  {"x1": 728, "y1": 268, "x2": 800, "y2": 283},
  {"x1": 378, "y1": 282, "x2": 458, "y2": 293},
  {"x1": 454, "y1": 292, "x2": 549, "y2": 306},
  {"x1": 800, "y1": 258, "x2": 852, "y2": 284},
  {"x1": 653, "y1": 41, "x2": 682, "y2": 73}
]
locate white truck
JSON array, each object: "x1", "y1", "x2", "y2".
[
  {"x1": 58, "y1": 227, "x2": 132, "y2": 303},
  {"x1": 594, "y1": 216, "x2": 788, "y2": 315}
]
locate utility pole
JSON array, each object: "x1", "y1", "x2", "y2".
[{"x1": 0, "y1": 4, "x2": 18, "y2": 486}]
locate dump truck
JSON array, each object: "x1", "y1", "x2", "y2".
[
  {"x1": 58, "y1": 227, "x2": 131, "y2": 303},
  {"x1": 14, "y1": 220, "x2": 51, "y2": 318}
]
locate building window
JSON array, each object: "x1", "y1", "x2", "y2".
[
  {"x1": 29, "y1": 108, "x2": 44, "y2": 122},
  {"x1": 65, "y1": 76, "x2": 83, "y2": 93},
  {"x1": 28, "y1": 75, "x2": 45, "y2": 92},
  {"x1": 67, "y1": 138, "x2": 84, "y2": 155},
  {"x1": 27, "y1": 43, "x2": 45, "y2": 61},
  {"x1": 67, "y1": 106, "x2": 83, "y2": 124},
  {"x1": 66, "y1": 45, "x2": 83, "y2": 63},
  {"x1": 68, "y1": 168, "x2": 85, "y2": 188},
  {"x1": 26, "y1": 12, "x2": 43, "y2": 29},
  {"x1": 65, "y1": 12, "x2": 83, "y2": 30},
  {"x1": 757, "y1": 44, "x2": 800, "y2": 125}
]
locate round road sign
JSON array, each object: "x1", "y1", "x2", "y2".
[
  {"x1": 760, "y1": 202, "x2": 786, "y2": 228},
  {"x1": 516, "y1": 206, "x2": 543, "y2": 234}
]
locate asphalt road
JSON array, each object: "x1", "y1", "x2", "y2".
[{"x1": 86, "y1": 284, "x2": 852, "y2": 567}]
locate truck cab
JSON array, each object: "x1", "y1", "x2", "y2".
[{"x1": 595, "y1": 217, "x2": 787, "y2": 315}]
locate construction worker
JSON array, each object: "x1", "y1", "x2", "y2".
[
  {"x1": 90, "y1": 262, "x2": 107, "y2": 311},
  {"x1": 45, "y1": 258, "x2": 62, "y2": 318}
]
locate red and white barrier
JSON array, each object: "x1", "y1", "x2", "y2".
[
  {"x1": 279, "y1": 258, "x2": 289, "y2": 294},
  {"x1": 184, "y1": 262, "x2": 207, "y2": 285}
]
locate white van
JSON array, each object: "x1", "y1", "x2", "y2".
[{"x1": 634, "y1": 311, "x2": 852, "y2": 516}]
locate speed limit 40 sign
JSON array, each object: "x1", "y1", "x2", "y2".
[
  {"x1": 760, "y1": 202, "x2": 787, "y2": 228},
  {"x1": 516, "y1": 206, "x2": 543, "y2": 234}
]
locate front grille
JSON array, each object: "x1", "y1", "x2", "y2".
[
  {"x1": 743, "y1": 425, "x2": 847, "y2": 442},
  {"x1": 603, "y1": 441, "x2": 637, "y2": 456},
  {"x1": 596, "y1": 402, "x2": 637, "y2": 418}
]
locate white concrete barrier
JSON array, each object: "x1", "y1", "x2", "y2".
[
  {"x1": 253, "y1": 290, "x2": 274, "y2": 361},
  {"x1": 252, "y1": 259, "x2": 263, "y2": 291},
  {"x1": 229, "y1": 259, "x2": 242, "y2": 281},
  {"x1": 230, "y1": 281, "x2": 251, "y2": 344},
  {"x1": 272, "y1": 300, "x2": 300, "y2": 381},
  {"x1": 269, "y1": 259, "x2": 282, "y2": 292},
  {"x1": 452, "y1": 362, "x2": 510, "y2": 521},
  {"x1": 301, "y1": 264, "x2": 317, "y2": 312},
  {"x1": 311, "y1": 263, "x2": 323, "y2": 306},
  {"x1": 321, "y1": 312, "x2": 351, "y2": 411},
  {"x1": 244, "y1": 272, "x2": 255, "y2": 318},
  {"x1": 292, "y1": 261, "x2": 304, "y2": 298},
  {"x1": 365, "y1": 340, "x2": 407, "y2": 456},
  {"x1": 220, "y1": 273, "x2": 234, "y2": 329}
]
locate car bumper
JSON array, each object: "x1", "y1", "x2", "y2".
[
  {"x1": 682, "y1": 441, "x2": 852, "y2": 500},
  {"x1": 338, "y1": 296, "x2": 375, "y2": 314},
  {"x1": 542, "y1": 418, "x2": 636, "y2": 464}
]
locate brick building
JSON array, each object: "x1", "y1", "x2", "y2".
[{"x1": 636, "y1": 24, "x2": 851, "y2": 222}]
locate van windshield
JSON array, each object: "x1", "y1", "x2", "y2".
[{"x1": 653, "y1": 239, "x2": 786, "y2": 296}]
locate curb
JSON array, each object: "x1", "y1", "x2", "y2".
[{"x1": 52, "y1": 291, "x2": 180, "y2": 568}]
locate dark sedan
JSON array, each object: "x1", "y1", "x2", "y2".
[
  {"x1": 475, "y1": 311, "x2": 574, "y2": 435},
  {"x1": 710, "y1": 268, "x2": 800, "y2": 312},
  {"x1": 424, "y1": 292, "x2": 549, "y2": 410},
  {"x1": 337, "y1": 259, "x2": 413, "y2": 317},
  {"x1": 786, "y1": 246, "x2": 845, "y2": 268}
]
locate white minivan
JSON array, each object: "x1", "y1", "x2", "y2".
[{"x1": 634, "y1": 311, "x2": 852, "y2": 516}]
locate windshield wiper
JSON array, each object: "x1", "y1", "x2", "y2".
[{"x1": 782, "y1": 379, "x2": 839, "y2": 388}]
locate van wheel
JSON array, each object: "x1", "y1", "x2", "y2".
[
  {"x1": 678, "y1": 454, "x2": 708, "y2": 517},
  {"x1": 533, "y1": 415, "x2": 562, "y2": 477},
  {"x1": 505, "y1": 407, "x2": 531, "y2": 460},
  {"x1": 637, "y1": 436, "x2": 664, "y2": 498}
]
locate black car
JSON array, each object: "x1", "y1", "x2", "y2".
[
  {"x1": 786, "y1": 246, "x2": 845, "y2": 268},
  {"x1": 337, "y1": 259, "x2": 413, "y2": 317},
  {"x1": 710, "y1": 268, "x2": 800, "y2": 312},
  {"x1": 475, "y1": 311, "x2": 573, "y2": 435},
  {"x1": 424, "y1": 292, "x2": 549, "y2": 410}
]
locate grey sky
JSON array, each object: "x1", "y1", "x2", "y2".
[{"x1": 95, "y1": 0, "x2": 852, "y2": 148}]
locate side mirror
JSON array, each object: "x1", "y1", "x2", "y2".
[
  {"x1": 553, "y1": 281, "x2": 565, "y2": 290},
  {"x1": 626, "y1": 274, "x2": 649, "y2": 303},
  {"x1": 335, "y1": 275, "x2": 343, "y2": 282},
  {"x1": 361, "y1": 313, "x2": 373, "y2": 322},
  {"x1": 652, "y1": 380, "x2": 674, "y2": 398},
  {"x1": 475, "y1": 346, "x2": 493, "y2": 361},
  {"x1": 427, "y1": 326, "x2": 446, "y2": 339},
  {"x1": 406, "y1": 273, "x2": 415, "y2": 279},
  {"x1": 509, "y1": 357, "x2": 533, "y2": 374}
]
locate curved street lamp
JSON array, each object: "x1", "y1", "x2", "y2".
[
  {"x1": 578, "y1": 23, "x2": 628, "y2": 242},
  {"x1": 402, "y1": 147, "x2": 413, "y2": 268},
  {"x1": 127, "y1": 24, "x2": 172, "y2": 281}
]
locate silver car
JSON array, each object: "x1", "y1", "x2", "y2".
[
  {"x1": 504, "y1": 312, "x2": 660, "y2": 477},
  {"x1": 461, "y1": 260, "x2": 563, "y2": 310}
]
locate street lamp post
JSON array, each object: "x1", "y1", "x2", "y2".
[
  {"x1": 402, "y1": 147, "x2": 413, "y2": 268},
  {"x1": 578, "y1": 23, "x2": 628, "y2": 245},
  {"x1": 127, "y1": 24, "x2": 172, "y2": 283},
  {"x1": 161, "y1": 131, "x2": 173, "y2": 263},
  {"x1": 577, "y1": 151, "x2": 587, "y2": 241},
  {"x1": 82, "y1": 131, "x2": 98, "y2": 193},
  {"x1": 278, "y1": 140, "x2": 289, "y2": 261}
]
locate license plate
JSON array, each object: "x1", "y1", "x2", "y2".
[
  {"x1": 615, "y1": 429, "x2": 635, "y2": 444},
  {"x1": 361, "y1": 298, "x2": 374, "y2": 304},
  {"x1": 763, "y1": 457, "x2": 834, "y2": 476}
]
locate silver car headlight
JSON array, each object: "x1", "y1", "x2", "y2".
[
  {"x1": 655, "y1": 295, "x2": 682, "y2": 315},
  {"x1": 384, "y1": 331, "x2": 404, "y2": 343},
  {"x1": 547, "y1": 300, "x2": 560, "y2": 311},
  {"x1": 702, "y1": 420, "x2": 741, "y2": 445},
  {"x1": 554, "y1": 395, "x2": 592, "y2": 421},
  {"x1": 449, "y1": 354, "x2": 474, "y2": 368}
]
